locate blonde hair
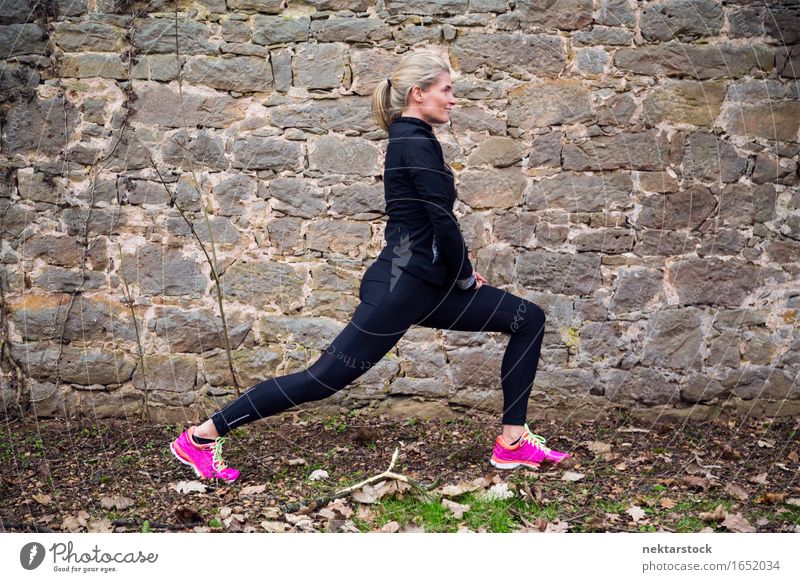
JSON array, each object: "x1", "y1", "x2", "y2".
[{"x1": 371, "y1": 49, "x2": 452, "y2": 134}]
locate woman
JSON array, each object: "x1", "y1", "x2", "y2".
[{"x1": 170, "y1": 50, "x2": 570, "y2": 482}]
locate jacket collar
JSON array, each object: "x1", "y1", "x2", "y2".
[{"x1": 392, "y1": 116, "x2": 433, "y2": 133}]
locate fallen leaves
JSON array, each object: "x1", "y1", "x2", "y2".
[
  {"x1": 721, "y1": 513, "x2": 755, "y2": 533},
  {"x1": 442, "y1": 498, "x2": 470, "y2": 519},
  {"x1": 239, "y1": 484, "x2": 267, "y2": 496},
  {"x1": 561, "y1": 471, "x2": 585, "y2": 482},
  {"x1": 475, "y1": 482, "x2": 514, "y2": 501},
  {"x1": 626, "y1": 505, "x2": 647, "y2": 524},
  {"x1": 99, "y1": 495, "x2": 135, "y2": 510},
  {"x1": 169, "y1": 481, "x2": 207, "y2": 494},
  {"x1": 309, "y1": 469, "x2": 329, "y2": 481}
]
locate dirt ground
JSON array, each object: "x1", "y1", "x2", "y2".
[{"x1": 1, "y1": 408, "x2": 799, "y2": 533}]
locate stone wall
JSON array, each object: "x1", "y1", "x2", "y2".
[{"x1": 1, "y1": 0, "x2": 799, "y2": 425}]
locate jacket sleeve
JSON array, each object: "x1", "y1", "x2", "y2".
[{"x1": 403, "y1": 138, "x2": 474, "y2": 283}]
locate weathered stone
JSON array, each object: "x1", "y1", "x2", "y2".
[
  {"x1": 527, "y1": 172, "x2": 632, "y2": 212},
  {"x1": 266, "y1": 217, "x2": 304, "y2": 254},
  {"x1": 306, "y1": 264, "x2": 360, "y2": 319},
  {"x1": 191, "y1": 216, "x2": 240, "y2": 245},
  {"x1": 723, "y1": 366, "x2": 798, "y2": 400},
  {"x1": 506, "y1": 0, "x2": 593, "y2": 30},
  {"x1": 227, "y1": 0, "x2": 284, "y2": 11},
  {"x1": 184, "y1": 56, "x2": 273, "y2": 92},
  {"x1": 597, "y1": 92, "x2": 637, "y2": 127},
  {"x1": 529, "y1": 132, "x2": 563, "y2": 167},
  {"x1": 642, "y1": 80, "x2": 727, "y2": 127},
  {"x1": 260, "y1": 315, "x2": 344, "y2": 350},
  {"x1": 263, "y1": 177, "x2": 325, "y2": 219},
  {"x1": 596, "y1": 0, "x2": 635, "y2": 26},
  {"x1": 517, "y1": 250, "x2": 602, "y2": 296},
  {"x1": 680, "y1": 375, "x2": 728, "y2": 403},
  {"x1": 63, "y1": 207, "x2": 123, "y2": 237},
  {"x1": 270, "y1": 97, "x2": 375, "y2": 133},
  {"x1": 451, "y1": 33, "x2": 565, "y2": 75},
  {"x1": 641, "y1": 308, "x2": 704, "y2": 371},
  {"x1": 221, "y1": 260, "x2": 306, "y2": 310},
  {"x1": 24, "y1": 234, "x2": 84, "y2": 266},
  {"x1": 572, "y1": 25, "x2": 633, "y2": 46},
  {"x1": 293, "y1": 43, "x2": 347, "y2": 89},
  {"x1": 385, "y1": 0, "x2": 468, "y2": 15},
  {"x1": 151, "y1": 307, "x2": 251, "y2": 354},
  {"x1": 764, "y1": 7, "x2": 800, "y2": 45},
  {"x1": 636, "y1": 186, "x2": 717, "y2": 231},
  {"x1": 8, "y1": 294, "x2": 137, "y2": 342},
  {"x1": 450, "y1": 105, "x2": 506, "y2": 135},
  {"x1": 637, "y1": 171, "x2": 678, "y2": 193},
  {"x1": 18, "y1": 171, "x2": 67, "y2": 204},
  {"x1": 212, "y1": 174, "x2": 257, "y2": 216},
  {"x1": 393, "y1": 24, "x2": 442, "y2": 46},
  {"x1": 162, "y1": 129, "x2": 228, "y2": 171},
  {"x1": 508, "y1": 79, "x2": 592, "y2": 129},
  {"x1": 222, "y1": 17, "x2": 250, "y2": 43},
  {"x1": 603, "y1": 366, "x2": 680, "y2": 405},
  {"x1": 615, "y1": 42, "x2": 773, "y2": 79},
  {"x1": 576, "y1": 320, "x2": 633, "y2": 367},
  {"x1": 252, "y1": 15, "x2": 309, "y2": 44},
  {"x1": 1, "y1": 0, "x2": 40, "y2": 24},
  {"x1": 535, "y1": 368, "x2": 598, "y2": 397},
  {"x1": 134, "y1": 17, "x2": 215, "y2": 54},
  {"x1": 389, "y1": 377, "x2": 451, "y2": 398},
  {"x1": 124, "y1": 179, "x2": 169, "y2": 206},
  {"x1": 203, "y1": 348, "x2": 281, "y2": 387},
  {"x1": 308, "y1": 135, "x2": 380, "y2": 176},
  {"x1": 535, "y1": 222, "x2": 569, "y2": 246},
  {"x1": 718, "y1": 183, "x2": 777, "y2": 226},
  {"x1": 492, "y1": 211, "x2": 539, "y2": 248},
  {"x1": 751, "y1": 152, "x2": 796, "y2": 185},
  {"x1": 10, "y1": 343, "x2": 136, "y2": 386},
  {"x1": 232, "y1": 137, "x2": 302, "y2": 171},
  {"x1": 609, "y1": 268, "x2": 664, "y2": 313},
  {"x1": 640, "y1": 0, "x2": 723, "y2": 42},
  {"x1": 307, "y1": 219, "x2": 372, "y2": 256},
  {"x1": 667, "y1": 257, "x2": 759, "y2": 307},
  {"x1": 329, "y1": 182, "x2": 384, "y2": 218},
  {"x1": 131, "y1": 81, "x2": 245, "y2": 129},
  {"x1": 0, "y1": 23, "x2": 47, "y2": 57},
  {"x1": 54, "y1": 20, "x2": 125, "y2": 51},
  {"x1": 3, "y1": 96, "x2": 79, "y2": 155},
  {"x1": 447, "y1": 342, "x2": 504, "y2": 389},
  {"x1": 723, "y1": 100, "x2": 800, "y2": 142},
  {"x1": 458, "y1": 167, "x2": 526, "y2": 209},
  {"x1": 766, "y1": 238, "x2": 800, "y2": 265},
  {"x1": 572, "y1": 47, "x2": 610, "y2": 76},
  {"x1": 562, "y1": 130, "x2": 670, "y2": 171},
  {"x1": 466, "y1": 137, "x2": 523, "y2": 168},
  {"x1": 696, "y1": 228, "x2": 747, "y2": 257},
  {"x1": 777, "y1": 46, "x2": 800, "y2": 79},
  {"x1": 103, "y1": 129, "x2": 153, "y2": 171},
  {"x1": 311, "y1": 17, "x2": 392, "y2": 42},
  {"x1": 132, "y1": 355, "x2": 197, "y2": 392},
  {"x1": 121, "y1": 244, "x2": 207, "y2": 296},
  {"x1": 29, "y1": 381, "x2": 66, "y2": 418},
  {"x1": 32, "y1": 266, "x2": 105, "y2": 292},
  {"x1": 573, "y1": 228, "x2": 634, "y2": 254}
]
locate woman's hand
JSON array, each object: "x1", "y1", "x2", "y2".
[{"x1": 474, "y1": 271, "x2": 488, "y2": 289}]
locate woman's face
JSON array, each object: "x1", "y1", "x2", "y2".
[{"x1": 413, "y1": 71, "x2": 456, "y2": 125}]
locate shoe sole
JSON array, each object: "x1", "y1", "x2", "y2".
[{"x1": 490, "y1": 457, "x2": 540, "y2": 470}]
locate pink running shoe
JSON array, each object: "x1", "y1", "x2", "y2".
[
  {"x1": 170, "y1": 426, "x2": 240, "y2": 482},
  {"x1": 490, "y1": 423, "x2": 571, "y2": 470}
]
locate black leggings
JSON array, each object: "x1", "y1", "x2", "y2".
[{"x1": 211, "y1": 258, "x2": 546, "y2": 436}]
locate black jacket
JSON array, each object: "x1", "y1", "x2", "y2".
[{"x1": 377, "y1": 116, "x2": 475, "y2": 289}]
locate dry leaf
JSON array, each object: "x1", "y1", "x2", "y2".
[
  {"x1": 380, "y1": 521, "x2": 400, "y2": 533},
  {"x1": 437, "y1": 477, "x2": 490, "y2": 497},
  {"x1": 99, "y1": 495, "x2": 135, "y2": 510},
  {"x1": 261, "y1": 521, "x2": 290, "y2": 533},
  {"x1": 544, "y1": 520, "x2": 570, "y2": 533},
  {"x1": 170, "y1": 480, "x2": 207, "y2": 494},
  {"x1": 309, "y1": 469, "x2": 329, "y2": 481},
  {"x1": 749, "y1": 472, "x2": 769, "y2": 485},
  {"x1": 442, "y1": 498, "x2": 471, "y2": 519},
  {"x1": 262, "y1": 506, "x2": 282, "y2": 519},
  {"x1": 87, "y1": 518, "x2": 114, "y2": 533},
  {"x1": 326, "y1": 498, "x2": 354, "y2": 519},
  {"x1": 787, "y1": 450, "x2": 798, "y2": 463},
  {"x1": 755, "y1": 492, "x2": 787, "y2": 504},
  {"x1": 352, "y1": 484, "x2": 378, "y2": 504},
  {"x1": 786, "y1": 498, "x2": 800, "y2": 508},
  {"x1": 582, "y1": 441, "x2": 612, "y2": 454},
  {"x1": 316, "y1": 508, "x2": 337, "y2": 520},
  {"x1": 723, "y1": 483, "x2": 749, "y2": 501},
  {"x1": 721, "y1": 513, "x2": 755, "y2": 533},
  {"x1": 757, "y1": 439, "x2": 775, "y2": 448},
  {"x1": 626, "y1": 505, "x2": 646, "y2": 523},
  {"x1": 476, "y1": 482, "x2": 514, "y2": 501},
  {"x1": 357, "y1": 505, "x2": 376, "y2": 523},
  {"x1": 240, "y1": 484, "x2": 267, "y2": 496},
  {"x1": 659, "y1": 498, "x2": 677, "y2": 509},
  {"x1": 561, "y1": 471, "x2": 585, "y2": 482},
  {"x1": 699, "y1": 504, "x2": 727, "y2": 522},
  {"x1": 682, "y1": 476, "x2": 710, "y2": 492},
  {"x1": 60, "y1": 511, "x2": 90, "y2": 532},
  {"x1": 32, "y1": 494, "x2": 51, "y2": 506}
]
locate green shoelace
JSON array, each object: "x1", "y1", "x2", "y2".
[
  {"x1": 211, "y1": 437, "x2": 228, "y2": 472},
  {"x1": 520, "y1": 423, "x2": 552, "y2": 454}
]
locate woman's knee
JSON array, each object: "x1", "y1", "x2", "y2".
[{"x1": 510, "y1": 299, "x2": 546, "y2": 334}]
